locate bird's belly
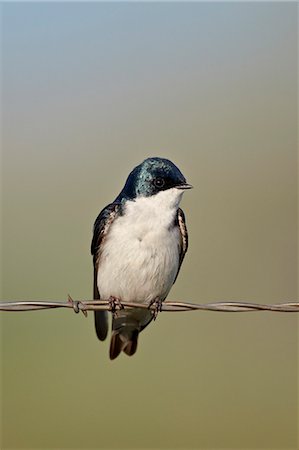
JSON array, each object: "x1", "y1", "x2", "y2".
[{"x1": 97, "y1": 225, "x2": 180, "y2": 304}]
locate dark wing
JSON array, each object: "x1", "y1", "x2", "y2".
[
  {"x1": 173, "y1": 207, "x2": 188, "y2": 284},
  {"x1": 91, "y1": 202, "x2": 121, "y2": 341}
]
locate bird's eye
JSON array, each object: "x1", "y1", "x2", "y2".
[{"x1": 154, "y1": 177, "x2": 165, "y2": 188}]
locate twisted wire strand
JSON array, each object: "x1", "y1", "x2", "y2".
[{"x1": 0, "y1": 298, "x2": 299, "y2": 315}]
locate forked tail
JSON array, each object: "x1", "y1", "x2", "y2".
[{"x1": 109, "y1": 317, "x2": 140, "y2": 360}]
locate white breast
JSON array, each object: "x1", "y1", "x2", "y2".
[{"x1": 97, "y1": 188, "x2": 183, "y2": 304}]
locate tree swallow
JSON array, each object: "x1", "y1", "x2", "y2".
[{"x1": 91, "y1": 157, "x2": 192, "y2": 359}]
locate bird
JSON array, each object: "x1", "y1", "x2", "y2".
[{"x1": 91, "y1": 157, "x2": 192, "y2": 359}]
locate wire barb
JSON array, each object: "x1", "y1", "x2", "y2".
[
  {"x1": 0, "y1": 299, "x2": 299, "y2": 313},
  {"x1": 68, "y1": 294, "x2": 88, "y2": 317}
]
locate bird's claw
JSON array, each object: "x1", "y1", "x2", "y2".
[
  {"x1": 149, "y1": 298, "x2": 163, "y2": 320},
  {"x1": 108, "y1": 296, "x2": 123, "y2": 318}
]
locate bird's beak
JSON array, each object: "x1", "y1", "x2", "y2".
[{"x1": 176, "y1": 183, "x2": 193, "y2": 190}]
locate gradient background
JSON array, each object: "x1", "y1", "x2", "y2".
[{"x1": 1, "y1": 3, "x2": 298, "y2": 449}]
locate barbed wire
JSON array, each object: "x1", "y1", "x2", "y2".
[{"x1": 0, "y1": 296, "x2": 299, "y2": 316}]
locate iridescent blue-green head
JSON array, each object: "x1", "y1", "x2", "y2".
[{"x1": 117, "y1": 157, "x2": 192, "y2": 200}]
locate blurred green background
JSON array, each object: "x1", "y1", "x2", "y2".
[{"x1": 1, "y1": 3, "x2": 298, "y2": 449}]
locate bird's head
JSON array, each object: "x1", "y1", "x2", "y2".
[{"x1": 119, "y1": 157, "x2": 192, "y2": 201}]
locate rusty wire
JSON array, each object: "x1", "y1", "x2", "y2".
[{"x1": 0, "y1": 296, "x2": 299, "y2": 316}]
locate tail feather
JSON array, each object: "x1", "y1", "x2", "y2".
[
  {"x1": 109, "y1": 332, "x2": 124, "y2": 360},
  {"x1": 123, "y1": 334, "x2": 138, "y2": 356},
  {"x1": 109, "y1": 327, "x2": 139, "y2": 360}
]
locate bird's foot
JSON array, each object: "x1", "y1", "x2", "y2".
[
  {"x1": 108, "y1": 296, "x2": 124, "y2": 318},
  {"x1": 148, "y1": 297, "x2": 163, "y2": 320}
]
